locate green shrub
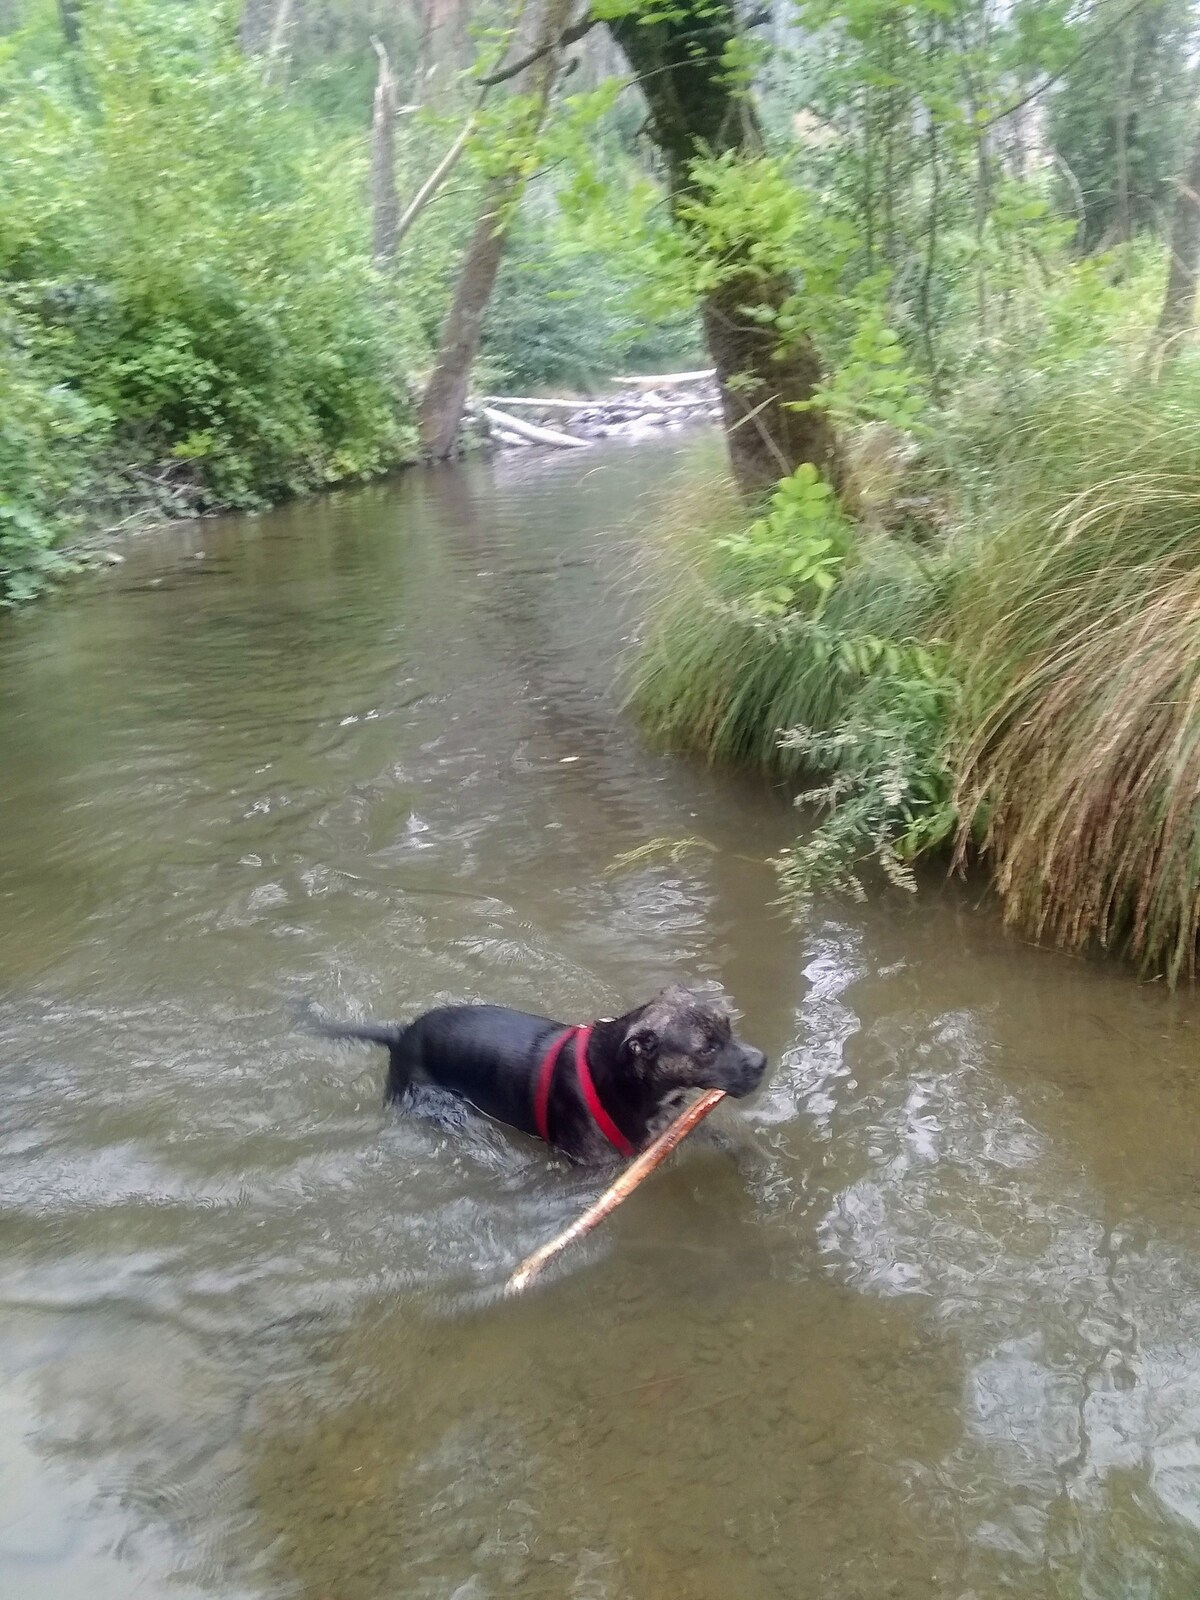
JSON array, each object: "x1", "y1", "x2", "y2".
[
  {"x1": 482, "y1": 198, "x2": 701, "y2": 392},
  {"x1": 0, "y1": 300, "x2": 105, "y2": 604},
  {"x1": 630, "y1": 469, "x2": 948, "y2": 763},
  {"x1": 628, "y1": 465, "x2": 959, "y2": 908},
  {"x1": 631, "y1": 354, "x2": 1200, "y2": 981},
  {"x1": 0, "y1": 0, "x2": 422, "y2": 598}
]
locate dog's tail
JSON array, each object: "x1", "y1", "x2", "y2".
[{"x1": 293, "y1": 997, "x2": 406, "y2": 1050}]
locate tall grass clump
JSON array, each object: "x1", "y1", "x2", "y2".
[
  {"x1": 629, "y1": 460, "x2": 961, "y2": 907},
  {"x1": 632, "y1": 355, "x2": 1200, "y2": 981},
  {"x1": 950, "y1": 362, "x2": 1200, "y2": 982},
  {"x1": 631, "y1": 467, "x2": 948, "y2": 769}
]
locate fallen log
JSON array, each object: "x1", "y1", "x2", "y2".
[
  {"x1": 481, "y1": 405, "x2": 589, "y2": 449},
  {"x1": 480, "y1": 395, "x2": 595, "y2": 411},
  {"x1": 482, "y1": 394, "x2": 712, "y2": 415},
  {"x1": 504, "y1": 1088, "x2": 726, "y2": 1296},
  {"x1": 636, "y1": 395, "x2": 716, "y2": 411},
  {"x1": 616, "y1": 368, "x2": 716, "y2": 388}
]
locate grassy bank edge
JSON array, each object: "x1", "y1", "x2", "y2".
[{"x1": 626, "y1": 367, "x2": 1200, "y2": 986}]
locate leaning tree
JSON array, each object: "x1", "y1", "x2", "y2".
[
  {"x1": 604, "y1": 0, "x2": 841, "y2": 496},
  {"x1": 424, "y1": 0, "x2": 842, "y2": 495}
]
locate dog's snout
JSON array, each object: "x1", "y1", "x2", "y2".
[{"x1": 721, "y1": 1044, "x2": 767, "y2": 1097}]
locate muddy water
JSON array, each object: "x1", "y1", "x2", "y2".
[{"x1": 2, "y1": 438, "x2": 1200, "y2": 1599}]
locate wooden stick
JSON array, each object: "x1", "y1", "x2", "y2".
[{"x1": 504, "y1": 1089, "x2": 726, "y2": 1296}]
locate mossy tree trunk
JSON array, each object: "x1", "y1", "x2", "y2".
[
  {"x1": 58, "y1": 0, "x2": 81, "y2": 48},
  {"x1": 608, "y1": 1, "x2": 841, "y2": 498}
]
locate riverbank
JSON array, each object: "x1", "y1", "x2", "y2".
[
  {"x1": 27, "y1": 383, "x2": 716, "y2": 604},
  {"x1": 6, "y1": 434, "x2": 1200, "y2": 1600},
  {"x1": 630, "y1": 355, "x2": 1200, "y2": 985}
]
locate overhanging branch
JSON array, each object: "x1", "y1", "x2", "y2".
[{"x1": 477, "y1": 9, "x2": 597, "y2": 85}]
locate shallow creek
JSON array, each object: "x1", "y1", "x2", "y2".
[{"x1": 2, "y1": 437, "x2": 1200, "y2": 1598}]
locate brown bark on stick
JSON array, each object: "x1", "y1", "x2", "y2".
[
  {"x1": 1156, "y1": 111, "x2": 1200, "y2": 351},
  {"x1": 504, "y1": 1089, "x2": 726, "y2": 1296}
]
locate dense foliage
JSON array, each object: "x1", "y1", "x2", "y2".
[
  {"x1": 626, "y1": 0, "x2": 1200, "y2": 982},
  {"x1": 0, "y1": 0, "x2": 429, "y2": 599},
  {"x1": 0, "y1": 0, "x2": 703, "y2": 600},
  {"x1": 631, "y1": 263, "x2": 1200, "y2": 979},
  {"x1": 7, "y1": 0, "x2": 1200, "y2": 977},
  {"x1": 1049, "y1": 0, "x2": 1195, "y2": 249}
]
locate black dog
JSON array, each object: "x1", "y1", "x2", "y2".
[{"x1": 301, "y1": 984, "x2": 767, "y2": 1164}]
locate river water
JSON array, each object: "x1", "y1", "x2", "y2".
[{"x1": 2, "y1": 437, "x2": 1200, "y2": 1599}]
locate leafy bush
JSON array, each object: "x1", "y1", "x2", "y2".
[
  {"x1": 628, "y1": 465, "x2": 958, "y2": 902},
  {"x1": 0, "y1": 0, "x2": 422, "y2": 599},
  {"x1": 0, "y1": 300, "x2": 106, "y2": 603},
  {"x1": 632, "y1": 351, "x2": 1200, "y2": 982},
  {"x1": 482, "y1": 197, "x2": 701, "y2": 392},
  {"x1": 776, "y1": 643, "x2": 958, "y2": 912},
  {"x1": 714, "y1": 465, "x2": 850, "y2": 618}
]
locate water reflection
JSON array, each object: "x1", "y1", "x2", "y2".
[{"x1": 791, "y1": 921, "x2": 1200, "y2": 1589}]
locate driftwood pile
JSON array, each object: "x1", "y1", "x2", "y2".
[{"x1": 471, "y1": 369, "x2": 721, "y2": 452}]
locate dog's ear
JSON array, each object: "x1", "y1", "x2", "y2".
[{"x1": 623, "y1": 1025, "x2": 659, "y2": 1062}]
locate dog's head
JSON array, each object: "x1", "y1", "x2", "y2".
[{"x1": 621, "y1": 984, "x2": 767, "y2": 1099}]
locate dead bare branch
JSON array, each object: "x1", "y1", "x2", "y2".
[{"x1": 478, "y1": 9, "x2": 597, "y2": 86}]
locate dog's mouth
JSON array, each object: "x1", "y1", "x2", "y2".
[{"x1": 720, "y1": 1047, "x2": 768, "y2": 1098}]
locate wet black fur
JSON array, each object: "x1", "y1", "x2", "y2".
[{"x1": 300, "y1": 985, "x2": 767, "y2": 1165}]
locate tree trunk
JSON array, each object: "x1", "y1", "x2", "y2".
[
  {"x1": 261, "y1": 0, "x2": 295, "y2": 84},
  {"x1": 418, "y1": 0, "x2": 572, "y2": 459},
  {"x1": 608, "y1": 0, "x2": 841, "y2": 498},
  {"x1": 701, "y1": 271, "x2": 840, "y2": 491},
  {"x1": 418, "y1": 178, "x2": 516, "y2": 457},
  {"x1": 416, "y1": 0, "x2": 470, "y2": 102},
  {"x1": 370, "y1": 40, "x2": 400, "y2": 270},
  {"x1": 1156, "y1": 110, "x2": 1200, "y2": 349},
  {"x1": 58, "y1": 0, "x2": 81, "y2": 48}
]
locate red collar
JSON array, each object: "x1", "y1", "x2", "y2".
[{"x1": 533, "y1": 1024, "x2": 634, "y2": 1157}]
